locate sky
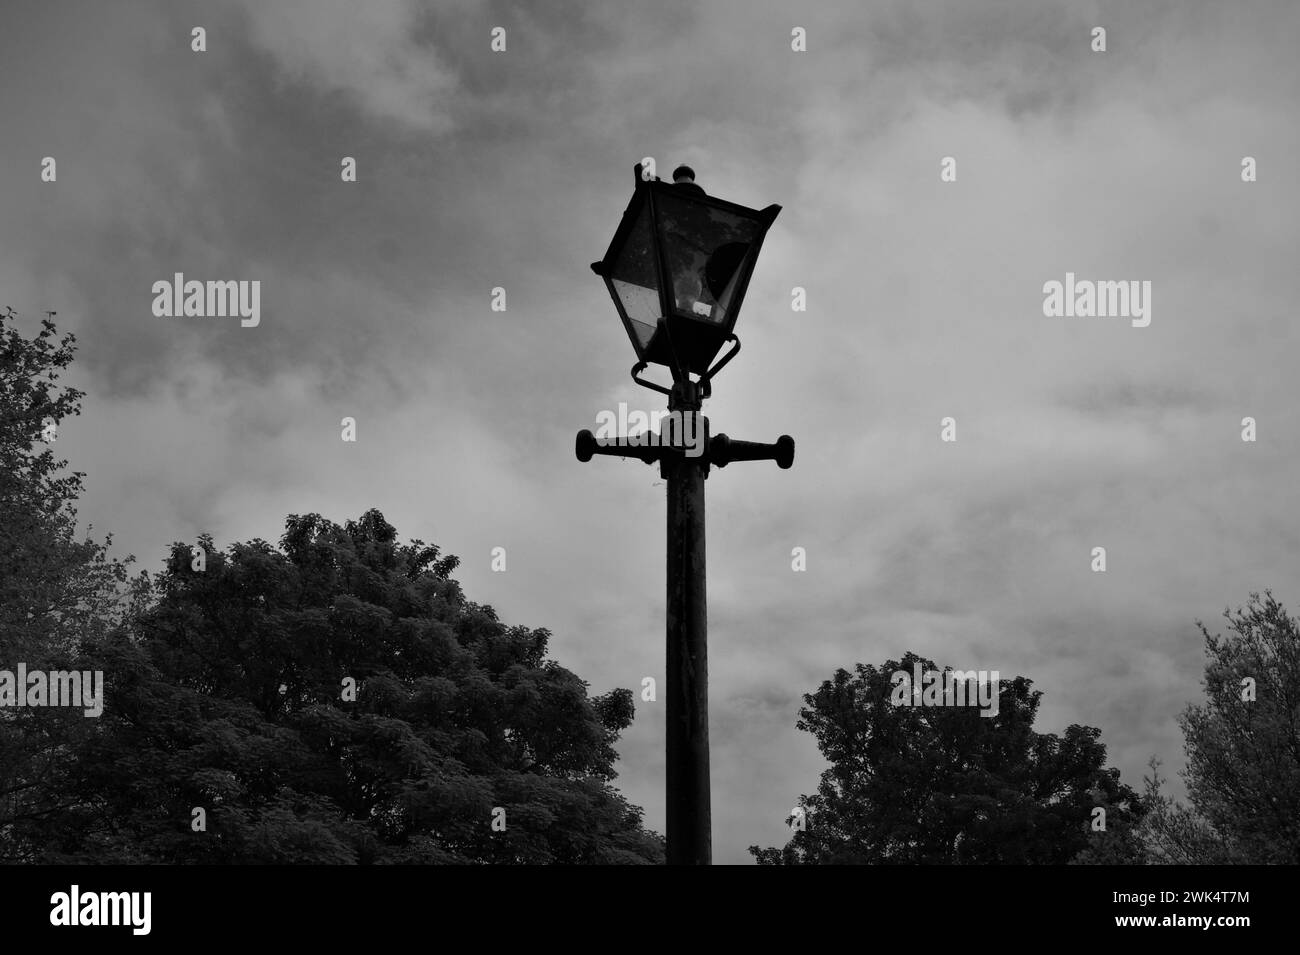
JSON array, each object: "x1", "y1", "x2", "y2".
[{"x1": 2, "y1": 0, "x2": 1298, "y2": 864}]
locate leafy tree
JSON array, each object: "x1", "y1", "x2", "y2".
[
  {"x1": 1127, "y1": 757, "x2": 1249, "y2": 865},
  {"x1": 749, "y1": 652, "x2": 1143, "y2": 864},
  {"x1": 1174, "y1": 592, "x2": 1300, "y2": 863},
  {"x1": 42, "y1": 510, "x2": 661, "y2": 864},
  {"x1": 0, "y1": 308, "x2": 129, "y2": 861}
]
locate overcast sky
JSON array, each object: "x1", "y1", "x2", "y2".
[{"x1": 3, "y1": 0, "x2": 1298, "y2": 863}]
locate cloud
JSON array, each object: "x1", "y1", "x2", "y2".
[{"x1": 234, "y1": 0, "x2": 462, "y2": 133}]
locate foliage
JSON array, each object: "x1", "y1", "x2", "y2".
[
  {"x1": 749, "y1": 652, "x2": 1144, "y2": 864},
  {"x1": 43, "y1": 510, "x2": 661, "y2": 863},
  {"x1": 0, "y1": 307, "x2": 130, "y2": 861},
  {"x1": 1174, "y1": 592, "x2": 1300, "y2": 863}
]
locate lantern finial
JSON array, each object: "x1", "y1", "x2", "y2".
[{"x1": 672, "y1": 165, "x2": 704, "y2": 196}]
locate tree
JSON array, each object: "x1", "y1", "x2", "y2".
[
  {"x1": 1175, "y1": 592, "x2": 1300, "y2": 863},
  {"x1": 1126, "y1": 757, "x2": 1249, "y2": 865},
  {"x1": 749, "y1": 652, "x2": 1143, "y2": 864},
  {"x1": 0, "y1": 308, "x2": 130, "y2": 861},
  {"x1": 40, "y1": 509, "x2": 662, "y2": 864}
]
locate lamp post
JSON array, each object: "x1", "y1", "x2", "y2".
[{"x1": 577, "y1": 163, "x2": 793, "y2": 865}]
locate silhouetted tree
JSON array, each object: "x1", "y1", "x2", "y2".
[
  {"x1": 41, "y1": 509, "x2": 661, "y2": 864},
  {"x1": 1172, "y1": 592, "x2": 1300, "y2": 863},
  {"x1": 749, "y1": 652, "x2": 1143, "y2": 864},
  {"x1": 0, "y1": 308, "x2": 130, "y2": 861},
  {"x1": 1126, "y1": 757, "x2": 1249, "y2": 864}
]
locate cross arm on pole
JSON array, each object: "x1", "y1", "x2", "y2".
[
  {"x1": 708, "y1": 433, "x2": 794, "y2": 469},
  {"x1": 575, "y1": 429, "x2": 664, "y2": 465},
  {"x1": 575, "y1": 427, "x2": 794, "y2": 470}
]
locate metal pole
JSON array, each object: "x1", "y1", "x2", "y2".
[
  {"x1": 665, "y1": 379, "x2": 710, "y2": 865},
  {"x1": 575, "y1": 364, "x2": 792, "y2": 865}
]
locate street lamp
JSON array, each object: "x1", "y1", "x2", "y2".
[
  {"x1": 577, "y1": 162, "x2": 794, "y2": 865},
  {"x1": 590, "y1": 163, "x2": 781, "y2": 381}
]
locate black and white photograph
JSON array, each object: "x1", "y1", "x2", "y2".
[{"x1": 0, "y1": 0, "x2": 1294, "y2": 938}]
